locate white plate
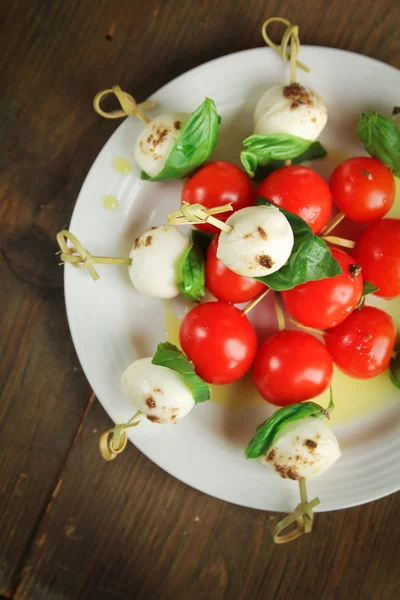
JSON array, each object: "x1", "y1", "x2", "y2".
[{"x1": 65, "y1": 47, "x2": 400, "y2": 512}]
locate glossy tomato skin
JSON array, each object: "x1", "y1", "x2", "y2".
[
  {"x1": 253, "y1": 330, "x2": 333, "y2": 406},
  {"x1": 182, "y1": 161, "x2": 254, "y2": 233},
  {"x1": 179, "y1": 302, "x2": 258, "y2": 384},
  {"x1": 330, "y1": 157, "x2": 395, "y2": 223},
  {"x1": 205, "y1": 235, "x2": 266, "y2": 303},
  {"x1": 282, "y1": 248, "x2": 363, "y2": 329},
  {"x1": 353, "y1": 218, "x2": 400, "y2": 299},
  {"x1": 255, "y1": 165, "x2": 332, "y2": 234},
  {"x1": 325, "y1": 306, "x2": 396, "y2": 378}
]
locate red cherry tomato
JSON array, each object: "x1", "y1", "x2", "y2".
[
  {"x1": 255, "y1": 165, "x2": 332, "y2": 234},
  {"x1": 182, "y1": 161, "x2": 254, "y2": 233},
  {"x1": 325, "y1": 306, "x2": 396, "y2": 378},
  {"x1": 330, "y1": 157, "x2": 395, "y2": 223},
  {"x1": 353, "y1": 218, "x2": 400, "y2": 299},
  {"x1": 205, "y1": 235, "x2": 266, "y2": 303},
  {"x1": 282, "y1": 248, "x2": 363, "y2": 329},
  {"x1": 179, "y1": 302, "x2": 257, "y2": 384},
  {"x1": 253, "y1": 330, "x2": 333, "y2": 406}
]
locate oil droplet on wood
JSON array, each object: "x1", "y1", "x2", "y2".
[
  {"x1": 112, "y1": 157, "x2": 132, "y2": 175},
  {"x1": 102, "y1": 195, "x2": 119, "y2": 210}
]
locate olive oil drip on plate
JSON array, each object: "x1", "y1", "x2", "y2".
[
  {"x1": 112, "y1": 157, "x2": 132, "y2": 175},
  {"x1": 102, "y1": 195, "x2": 119, "y2": 210},
  {"x1": 163, "y1": 291, "x2": 400, "y2": 425}
]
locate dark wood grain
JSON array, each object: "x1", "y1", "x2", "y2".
[
  {"x1": 0, "y1": 0, "x2": 399, "y2": 598},
  {"x1": 12, "y1": 401, "x2": 400, "y2": 600}
]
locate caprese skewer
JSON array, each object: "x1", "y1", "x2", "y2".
[
  {"x1": 99, "y1": 342, "x2": 210, "y2": 460},
  {"x1": 246, "y1": 391, "x2": 340, "y2": 543},
  {"x1": 93, "y1": 85, "x2": 220, "y2": 181},
  {"x1": 241, "y1": 17, "x2": 328, "y2": 178}
]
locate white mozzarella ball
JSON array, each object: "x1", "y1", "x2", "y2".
[
  {"x1": 122, "y1": 357, "x2": 195, "y2": 424},
  {"x1": 254, "y1": 83, "x2": 328, "y2": 141},
  {"x1": 216, "y1": 205, "x2": 294, "y2": 277},
  {"x1": 129, "y1": 225, "x2": 189, "y2": 299},
  {"x1": 261, "y1": 417, "x2": 341, "y2": 480},
  {"x1": 134, "y1": 113, "x2": 188, "y2": 177}
]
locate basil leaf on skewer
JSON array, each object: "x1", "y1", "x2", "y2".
[
  {"x1": 357, "y1": 112, "x2": 400, "y2": 177},
  {"x1": 140, "y1": 98, "x2": 220, "y2": 181},
  {"x1": 253, "y1": 198, "x2": 342, "y2": 291},
  {"x1": 241, "y1": 134, "x2": 327, "y2": 178},
  {"x1": 152, "y1": 342, "x2": 210, "y2": 403}
]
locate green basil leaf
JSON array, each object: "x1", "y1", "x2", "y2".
[
  {"x1": 362, "y1": 281, "x2": 379, "y2": 295},
  {"x1": 245, "y1": 398, "x2": 333, "y2": 459},
  {"x1": 355, "y1": 280, "x2": 379, "y2": 309},
  {"x1": 254, "y1": 197, "x2": 343, "y2": 291},
  {"x1": 177, "y1": 230, "x2": 214, "y2": 301},
  {"x1": 140, "y1": 170, "x2": 151, "y2": 181},
  {"x1": 357, "y1": 112, "x2": 400, "y2": 177},
  {"x1": 389, "y1": 344, "x2": 400, "y2": 390},
  {"x1": 178, "y1": 242, "x2": 205, "y2": 302},
  {"x1": 250, "y1": 143, "x2": 328, "y2": 181},
  {"x1": 140, "y1": 98, "x2": 220, "y2": 181},
  {"x1": 314, "y1": 385, "x2": 335, "y2": 419},
  {"x1": 190, "y1": 229, "x2": 214, "y2": 259},
  {"x1": 240, "y1": 133, "x2": 327, "y2": 178},
  {"x1": 152, "y1": 342, "x2": 210, "y2": 403}
]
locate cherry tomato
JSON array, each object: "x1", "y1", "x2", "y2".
[
  {"x1": 325, "y1": 306, "x2": 396, "y2": 379},
  {"x1": 182, "y1": 161, "x2": 254, "y2": 233},
  {"x1": 253, "y1": 330, "x2": 333, "y2": 406},
  {"x1": 330, "y1": 157, "x2": 395, "y2": 223},
  {"x1": 255, "y1": 165, "x2": 332, "y2": 234},
  {"x1": 179, "y1": 301, "x2": 258, "y2": 384},
  {"x1": 282, "y1": 248, "x2": 363, "y2": 329},
  {"x1": 353, "y1": 218, "x2": 400, "y2": 299},
  {"x1": 205, "y1": 235, "x2": 266, "y2": 303}
]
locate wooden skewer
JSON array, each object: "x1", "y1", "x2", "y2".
[
  {"x1": 322, "y1": 235, "x2": 355, "y2": 249},
  {"x1": 93, "y1": 85, "x2": 152, "y2": 123},
  {"x1": 167, "y1": 202, "x2": 233, "y2": 232},
  {"x1": 242, "y1": 288, "x2": 271, "y2": 315},
  {"x1": 320, "y1": 212, "x2": 345, "y2": 236}
]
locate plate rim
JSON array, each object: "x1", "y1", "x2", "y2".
[{"x1": 64, "y1": 45, "x2": 400, "y2": 513}]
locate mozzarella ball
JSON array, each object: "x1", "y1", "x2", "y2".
[
  {"x1": 134, "y1": 113, "x2": 188, "y2": 178},
  {"x1": 129, "y1": 225, "x2": 189, "y2": 299},
  {"x1": 216, "y1": 205, "x2": 294, "y2": 277},
  {"x1": 122, "y1": 357, "x2": 195, "y2": 424},
  {"x1": 261, "y1": 417, "x2": 341, "y2": 480},
  {"x1": 254, "y1": 83, "x2": 328, "y2": 141}
]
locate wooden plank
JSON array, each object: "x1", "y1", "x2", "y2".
[
  {"x1": 13, "y1": 399, "x2": 400, "y2": 600},
  {"x1": 0, "y1": 0, "x2": 106, "y2": 593},
  {"x1": 0, "y1": 0, "x2": 399, "y2": 597},
  {"x1": 0, "y1": 269, "x2": 93, "y2": 595}
]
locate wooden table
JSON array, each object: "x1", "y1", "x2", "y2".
[{"x1": 1, "y1": 1, "x2": 399, "y2": 598}]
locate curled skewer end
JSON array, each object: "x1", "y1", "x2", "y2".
[
  {"x1": 261, "y1": 17, "x2": 310, "y2": 83},
  {"x1": 99, "y1": 429, "x2": 128, "y2": 460},
  {"x1": 167, "y1": 202, "x2": 233, "y2": 232},
  {"x1": 99, "y1": 411, "x2": 142, "y2": 461},
  {"x1": 272, "y1": 479, "x2": 320, "y2": 544},
  {"x1": 93, "y1": 85, "x2": 152, "y2": 123},
  {"x1": 56, "y1": 230, "x2": 132, "y2": 281}
]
